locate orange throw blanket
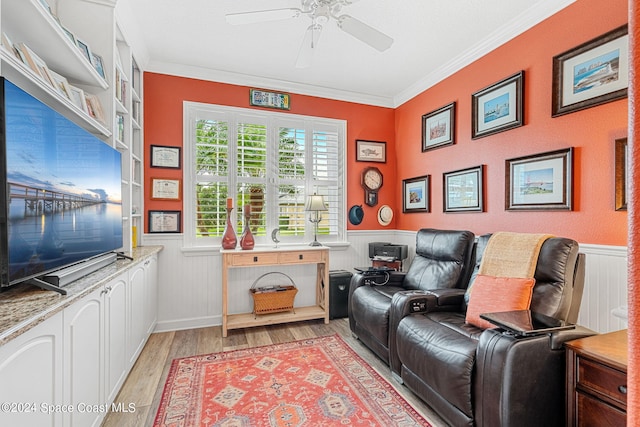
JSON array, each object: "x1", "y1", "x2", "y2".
[{"x1": 478, "y1": 232, "x2": 553, "y2": 278}]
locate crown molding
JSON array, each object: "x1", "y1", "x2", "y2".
[
  {"x1": 393, "y1": 0, "x2": 576, "y2": 107},
  {"x1": 146, "y1": 61, "x2": 395, "y2": 108}
]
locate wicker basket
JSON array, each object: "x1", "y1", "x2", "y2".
[{"x1": 250, "y1": 272, "x2": 298, "y2": 317}]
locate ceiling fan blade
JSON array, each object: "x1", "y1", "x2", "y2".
[
  {"x1": 295, "y1": 24, "x2": 323, "y2": 68},
  {"x1": 225, "y1": 8, "x2": 302, "y2": 25},
  {"x1": 337, "y1": 14, "x2": 393, "y2": 51}
]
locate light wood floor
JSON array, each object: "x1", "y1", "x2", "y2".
[{"x1": 101, "y1": 318, "x2": 448, "y2": 427}]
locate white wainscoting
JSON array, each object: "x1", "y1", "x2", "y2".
[{"x1": 143, "y1": 232, "x2": 627, "y2": 334}]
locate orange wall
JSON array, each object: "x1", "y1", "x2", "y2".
[
  {"x1": 395, "y1": 0, "x2": 628, "y2": 245},
  {"x1": 143, "y1": 75, "x2": 396, "y2": 232},
  {"x1": 144, "y1": 0, "x2": 628, "y2": 245}
]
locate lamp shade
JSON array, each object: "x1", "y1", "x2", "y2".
[{"x1": 305, "y1": 194, "x2": 327, "y2": 211}]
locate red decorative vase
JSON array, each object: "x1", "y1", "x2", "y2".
[
  {"x1": 240, "y1": 213, "x2": 255, "y2": 250},
  {"x1": 221, "y1": 208, "x2": 237, "y2": 249}
]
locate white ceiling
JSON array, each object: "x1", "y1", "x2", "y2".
[{"x1": 117, "y1": 0, "x2": 575, "y2": 108}]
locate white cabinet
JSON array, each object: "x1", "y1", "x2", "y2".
[
  {"x1": 127, "y1": 254, "x2": 157, "y2": 364},
  {"x1": 105, "y1": 272, "x2": 128, "y2": 404},
  {"x1": 0, "y1": 0, "x2": 144, "y2": 253},
  {"x1": 0, "y1": 253, "x2": 159, "y2": 427},
  {"x1": 144, "y1": 255, "x2": 158, "y2": 334},
  {"x1": 0, "y1": 312, "x2": 64, "y2": 427},
  {"x1": 63, "y1": 287, "x2": 104, "y2": 427},
  {"x1": 128, "y1": 262, "x2": 146, "y2": 364}
]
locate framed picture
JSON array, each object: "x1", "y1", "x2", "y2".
[
  {"x1": 91, "y1": 52, "x2": 106, "y2": 79},
  {"x1": 150, "y1": 145, "x2": 181, "y2": 169},
  {"x1": 615, "y1": 137, "x2": 628, "y2": 211},
  {"x1": 84, "y1": 93, "x2": 106, "y2": 125},
  {"x1": 249, "y1": 88, "x2": 290, "y2": 110},
  {"x1": 60, "y1": 26, "x2": 76, "y2": 45},
  {"x1": 443, "y1": 165, "x2": 484, "y2": 213},
  {"x1": 151, "y1": 178, "x2": 181, "y2": 200},
  {"x1": 148, "y1": 210, "x2": 181, "y2": 233},
  {"x1": 552, "y1": 25, "x2": 628, "y2": 117},
  {"x1": 48, "y1": 70, "x2": 72, "y2": 100},
  {"x1": 505, "y1": 147, "x2": 573, "y2": 211},
  {"x1": 17, "y1": 43, "x2": 55, "y2": 88},
  {"x1": 402, "y1": 175, "x2": 430, "y2": 213},
  {"x1": 67, "y1": 85, "x2": 88, "y2": 113},
  {"x1": 76, "y1": 38, "x2": 91, "y2": 62},
  {"x1": 472, "y1": 71, "x2": 524, "y2": 139},
  {"x1": 422, "y1": 102, "x2": 455, "y2": 151},
  {"x1": 356, "y1": 140, "x2": 386, "y2": 163}
]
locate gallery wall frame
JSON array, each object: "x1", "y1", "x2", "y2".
[
  {"x1": 422, "y1": 102, "x2": 455, "y2": 151},
  {"x1": 150, "y1": 145, "x2": 181, "y2": 169},
  {"x1": 356, "y1": 140, "x2": 386, "y2": 163},
  {"x1": 148, "y1": 210, "x2": 182, "y2": 233},
  {"x1": 615, "y1": 137, "x2": 627, "y2": 211},
  {"x1": 505, "y1": 147, "x2": 573, "y2": 211},
  {"x1": 443, "y1": 165, "x2": 484, "y2": 213},
  {"x1": 552, "y1": 25, "x2": 628, "y2": 117},
  {"x1": 402, "y1": 175, "x2": 430, "y2": 213},
  {"x1": 472, "y1": 71, "x2": 524, "y2": 139},
  {"x1": 151, "y1": 178, "x2": 181, "y2": 200}
]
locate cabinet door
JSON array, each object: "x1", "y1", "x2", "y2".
[
  {"x1": 128, "y1": 264, "x2": 146, "y2": 364},
  {"x1": 63, "y1": 288, "x2": 104, "y2": 427},
  {"x1": 144, "y1": 255, "x2": 158, "y2": 333},
  {"x1": 105, "y1": 273, "x2": 128, "y2": 403},
  {"x1": 0, "y1": 312, "x2": 63, "y2": 427}
]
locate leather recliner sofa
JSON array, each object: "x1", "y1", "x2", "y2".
[
  {"x1": 348, "y1": 228, "x2": 476, "y2": 364},
  {"x1": 385, "y1": 234, "x2": 593, "y2": 427}
]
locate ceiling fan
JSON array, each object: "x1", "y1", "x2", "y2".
[{"x1": 225, "y1": 0, "x2": 393, "y2": 68}]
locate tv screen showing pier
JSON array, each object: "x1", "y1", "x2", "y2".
[{"x1": 1, "y1": 78, "x2": 122, "y2": 287}]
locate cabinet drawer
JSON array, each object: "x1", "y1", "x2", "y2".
[
  {"x1": 576, "y1": 391, "x2": 626, "y2": 427},
  {"x1": 229, "y1": 252, "x2": 280, "y2": 266},
  {"x1": 577, "y1": 356, "x2": 627, "y2": 409},
  {"x1": 279, "y1": 251, "x2": 323, "y2": 264}
]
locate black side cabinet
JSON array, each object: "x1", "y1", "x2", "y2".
[{"x1": 329, "y1": 270, "x2": 352, "y2": 319}]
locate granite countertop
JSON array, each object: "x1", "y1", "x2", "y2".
[{"x1": 0, "y1": 245, "x2": 163, "y2": 346}]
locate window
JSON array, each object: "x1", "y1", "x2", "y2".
[{"x1": 183, "y1": 102, "x2": 346, "y2": 247}]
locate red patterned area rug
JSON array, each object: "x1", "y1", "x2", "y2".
[{"x1": 153, "y1": 334, "x2": 431, "y2": 426}]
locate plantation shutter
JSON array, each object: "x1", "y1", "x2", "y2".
[{"x1": 184, "y1": 102, "x2": 345, "y2": 248}]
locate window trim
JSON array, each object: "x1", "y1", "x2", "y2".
[{"x1": 182, "y1": 101, "x2": 347, "y2": 248}]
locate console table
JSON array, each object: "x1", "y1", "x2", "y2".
[
  {"x1": 565, "y1": 329, "x2": 628, "y2": 426},
  {"x1": 220, "y1": 246, "x2": 330, "y2": 337}
]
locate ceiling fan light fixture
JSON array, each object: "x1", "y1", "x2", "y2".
[
  {"x1": 225, "y1": 8, "x2": 302, "y2": 25},
  {"x1": 338, "y1": 14, "x2": 393, "y2": 51}
]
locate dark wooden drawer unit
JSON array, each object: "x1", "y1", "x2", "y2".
[{"x1": 566, "y1": 330, "x2": 628, "y2": 427}]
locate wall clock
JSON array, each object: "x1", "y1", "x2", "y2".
[{"x1": 361, "y1": 167, "x2": 383, "y2": 207}]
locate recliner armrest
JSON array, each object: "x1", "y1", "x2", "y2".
[
  {"x1": 348, "y1": 271, "x2": 406, "y2": 291},
  {"x1": 474, "y1": 326, "x2": 597, "y2": 427}
]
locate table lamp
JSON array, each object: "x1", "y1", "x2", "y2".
[{"x1": 305, "y1": 194, "x2": 327, "y2": 246}]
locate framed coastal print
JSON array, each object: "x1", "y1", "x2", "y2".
[
  {"x1": 472, "y1": 71, "x2": 524, "y2": 139},
  {"x1": 443, "y1": 165, "x2": 484, "y2": 213},
  {"x1": 615, "y1": 137, "x2": 627, "y2": 211},
  {"x1": 151, "y1": 178, "x2": 181, "y2": 200},
  {"x1": 356, "y1": 140, "x2": 386, "y2": 163},
  {"x1": 148, "y1": 210, "x2": 181, "y2": 233},
  {"x1": 150, "y1": 145, "x2": 181, "y2": 169},
  {"x1": 552, "y1": 25, "x2": 628, "y2": 117},
  {"x1": 422, "y1": 102, "x2": 455, "y2": 151},
  {"x1": 403, "y1": 175, "x2": 430, "y2": 213},
  {"x1": 506, "y1": 148, "x2": 573, "y2": 211}
]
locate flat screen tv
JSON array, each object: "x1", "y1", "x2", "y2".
[{"x1": 0, "y1": 77, "x2": 122, "y2": 293}]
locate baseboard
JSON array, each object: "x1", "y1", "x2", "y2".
[{"x1": 153, "y1": 315, "x2": 222, "y2": 333}]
